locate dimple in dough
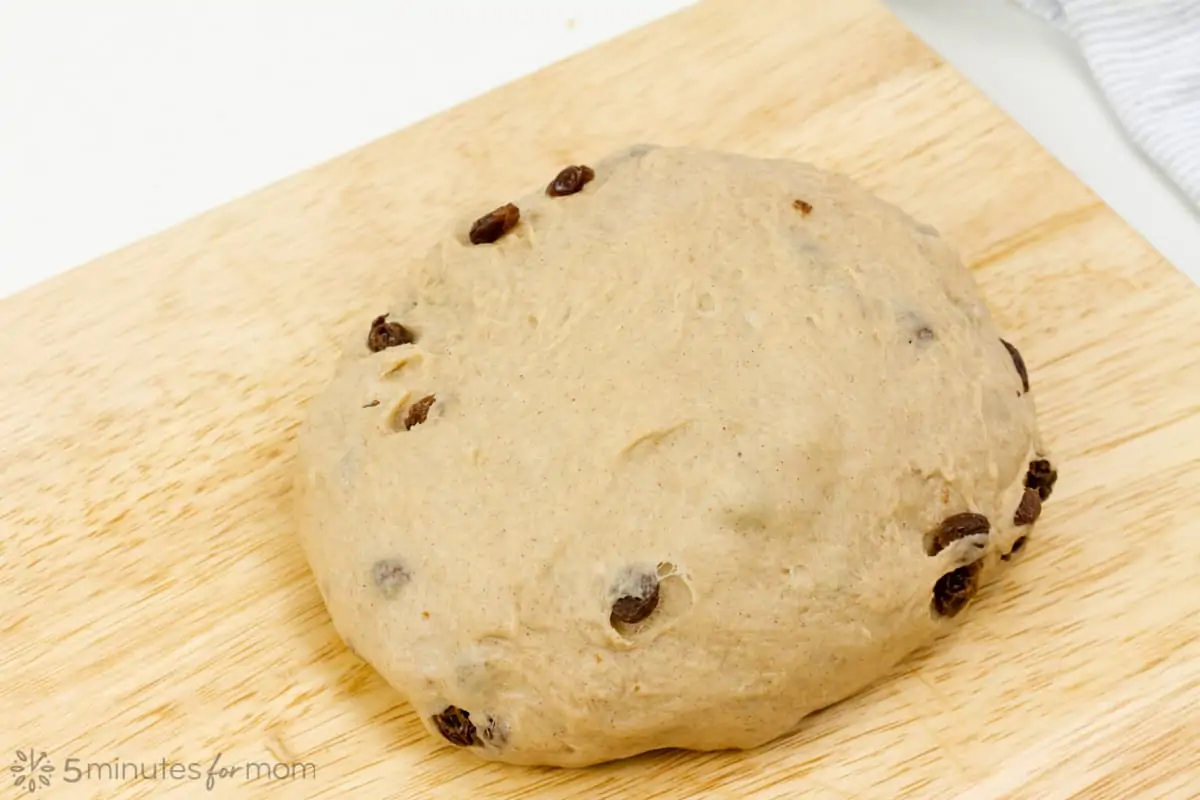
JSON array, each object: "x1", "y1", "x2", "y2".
[{"x1": 294, "y1": 145, "x2": 1051, "y2": 767}]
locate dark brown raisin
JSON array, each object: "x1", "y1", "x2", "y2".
[
  {"x1": 403, "y1": 394, "x2": 436, "y2": 430},
  {"x1": 432, "y1": 706, "x2": 481, "y2": 747},
  {"x1": 546, "y1": 165, "x2": 595, "y2": 197},
  {"x1": 468, "y1": 203, "x2": 520, "y2": 244},
  {"x1": 610, "y1": 573, "x2": 660, "y2": 626},
  {"x1": 1025, "y1": 459, "x2": 1058, "y2": 501},
  {"x1": 367, "y1": 314, "x2": 414, "y2": 352},
  {"x1": 1001, "y1": 339, "x2": 1029, "y2": 394},
  {"x1": 927, "y1": 512, "x2": 990, "y2": 556},
  {"x1": 1013, "y1": 488, "x2": 1042, "y2": 526},
  {"x1": 372, "y1": 559, "x2": 410, "y2": 598},
  {"x1": 932, "y1": 562, "x2": 982, "y2": 618},
  {"x1": 792, "y1": 198, "x2": 813, "y2": 216},
  {"x1": 1002, "y1": 535, "x2": 1028, "y2": 561}
]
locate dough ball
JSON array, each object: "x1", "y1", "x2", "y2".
[{"x1": 294, "y1": 145, "x2": 1054, "y2": 767}]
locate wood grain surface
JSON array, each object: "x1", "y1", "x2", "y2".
[{"x1": 3, "y1": 0, "x2": 1199, "y2": 797}]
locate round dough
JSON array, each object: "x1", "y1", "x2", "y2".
[{"x1": 294, "y1": 145, "x2": 1052, "y2": 767}]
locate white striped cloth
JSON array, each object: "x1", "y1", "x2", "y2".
[{"x1": 1014, "y1": 0, "x2": 1200, "y2": 209}]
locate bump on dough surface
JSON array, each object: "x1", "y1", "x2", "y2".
[{"x1": 294, "y1": 145, "x2": 1047, "y2": 767}]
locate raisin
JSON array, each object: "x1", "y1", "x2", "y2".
[
  {"x1": 367, "y1": 314, "x2": 414, "y2": 352},
  {"x1": 372, "y1": 559, "x2": 410, "y2": 598},
  {"x1": 432, "y1": 706, "x2": 481, "y2": 747},
  {"x1": 610, "y1": 573, "x2": 660, "y2": 626},
  {"x1": 1003, "y1": 535, "x2": 1028, "y2": 561},
  {"x1": 403, "y1": 394, "x2": 436, "y2": 430},
  {"x1": 792, "y1": 198, "x2": 813, "y2": 216},
  {"x1": 1025, "y1": 459, "x2": 1058, "y2": 501},
  {"x1": 1001, "y1": 339, "x2": 1029, "y2": 394},
  {"x1": 1013, "y1": 488, "x2": 1042, "y2": 526},
  {"x1": 927, "y1": 512, "x2": 990, "y2": 556},
  {"x1": 468, "y1": 203, "x2": 520, "y2": 244},
  {"x1": 932, "y1": 562, "x2": 982, "y2": 618},
  {"x1": 546, "y1": 165, "x2": 595, "y2": 197}
]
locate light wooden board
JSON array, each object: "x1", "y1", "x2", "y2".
[{"x1": 3, "y1": 0, "x2": 1199, "y2": 797}]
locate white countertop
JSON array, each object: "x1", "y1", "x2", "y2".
[{"x1": 1, "y1": 0, "x2": 1197, "y2": 301}]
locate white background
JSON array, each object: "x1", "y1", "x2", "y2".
[{"x1": 1, "y1": 0, "x2": 1198, "y2": 301}]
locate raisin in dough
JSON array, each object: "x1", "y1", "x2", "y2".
[{"x1": 294, "y1": 145, "x2": 1053, "y2": 767}]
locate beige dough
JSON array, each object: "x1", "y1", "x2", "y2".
[{"x1": 294, "y1": 145, "x2": 1055, "y2": 767}]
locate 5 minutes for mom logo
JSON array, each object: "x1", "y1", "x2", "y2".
[
  {"x1": 8, "y1": 748, "x2": 316, "y2": 794},
  {"x1": 9, "y1": 749, "x2": 53, "y2": 794}
]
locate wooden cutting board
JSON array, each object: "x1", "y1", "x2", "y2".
[{"x1": 3, "y1": 0, "x2": 1198, "y2": 797}]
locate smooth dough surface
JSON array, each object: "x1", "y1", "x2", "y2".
[{"x1": 294, "y1": 145, "x2": 1049, "y2": 767}]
